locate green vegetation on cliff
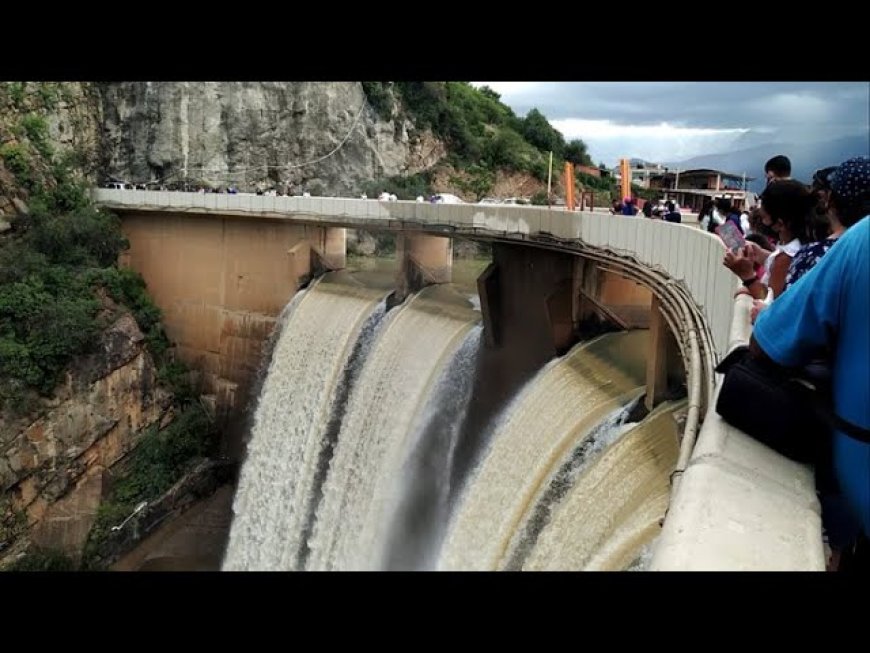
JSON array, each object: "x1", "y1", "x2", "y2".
[
  {"x1": 3, "y1": 548, "x2": 74, "y2": 571},
  {"x1": 0, "y1": 90, "x2": 196, "y2": 411},
  {"x1": 0, "y1": 162, "x2": 127, "y2": 409},
  {"x1": 360, "y1": 82, "x2": 598, "y2": 201},
  {"x1": 81, "y1": 403, "x2": 216, "y2": 569},
  {"x1": 1, "y1": 82, "x2": 217, "y2": 569}
]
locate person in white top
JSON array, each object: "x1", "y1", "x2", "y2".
[{"x1": 740, "y1": 209, "x2": 752, "y2": 235}]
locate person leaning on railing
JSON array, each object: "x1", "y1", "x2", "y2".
[{"x1": 750, "y1": 157, "x2": 870, "y2": 568}]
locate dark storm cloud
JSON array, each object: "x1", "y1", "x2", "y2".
[{"x1": 479, "y1": 82, "x2": 868, "y2": 140}]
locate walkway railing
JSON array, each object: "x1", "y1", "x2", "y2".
[{"x1": 650, "y1": 294, "x2": 825, "y2": 570}]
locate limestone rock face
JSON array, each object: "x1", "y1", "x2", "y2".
[
  {"x1": 98, "y1": 82, "x2": 445, "y2": 195},
  {"x1": 0, "y1": 82, "x2": 102, "y2": 207}
]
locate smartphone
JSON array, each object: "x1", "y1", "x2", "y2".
[{"x1": 716, "y1": 220, "x2": 745, "y2": 253}]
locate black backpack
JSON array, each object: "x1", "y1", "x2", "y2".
[{"x1": 715, "y1": 346, "x2": 870, "y2": 463}]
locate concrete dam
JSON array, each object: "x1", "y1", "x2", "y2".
[{"x1": 95, "y1": 189, "x2": 825, "y2": 571}]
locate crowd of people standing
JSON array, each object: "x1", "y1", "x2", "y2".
[{"x1": 715, "y1": 154, "x2": 870, "y2": 571}]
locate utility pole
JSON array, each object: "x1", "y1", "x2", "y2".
[{"x1": 547, "y1": 151, "x2": 553, "y2": 206}]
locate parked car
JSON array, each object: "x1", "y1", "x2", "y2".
[{"x1": 430, "y1": 193, "x2": 464, "y2": 204}]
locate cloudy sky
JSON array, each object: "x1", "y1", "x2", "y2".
[{"x1": 471, "y1": 82, "x2": 869, "y2": 166}]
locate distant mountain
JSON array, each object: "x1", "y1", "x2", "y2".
[{"x1": 666, "y1": 133, "x2": 869, "y2": 193}]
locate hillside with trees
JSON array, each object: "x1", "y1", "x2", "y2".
[{"x1": 359, "y1": 82, "x2": 616, "y2": 204}]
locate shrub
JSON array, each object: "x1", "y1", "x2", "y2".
[
  {"x1": 0, "y1": 143, "x2": 32, "y2": 190},
  {"x1": 26, "y1": 204, "x2": 128, "y2": 268},
  {"x1": 531, "y1": 191, "x2": 550, "y2": 205},
  {"x1": 8, "y1": 82, "x2": 26, "y2": 106},
  {"x1": 81, "y1": 403, "x2": 216, "y2": 568},
  {"x1": 360, "y1": 171, "x2": 433, "y2": 201},
  {"x1": 21, "y1": 114, "x2": 53, "y2": 159},
  {"x1": 521, "y1": 108, "x2": 566, "y2": 159},
  {"x1": 449, "y1": 165, "x2": 495, "y2": 202},
  {"x1": 36, "y1": 84, "x2": 59, "y2": 111},
  {"x1": 3, "y1": 549, "x2": 75, "y2": 572},
  {"x1": 0, "y1": 273, "x2": 101, "y2": 397},
  {"x1": 361, "y1": 82, "x2": 393, "y2": 120}
]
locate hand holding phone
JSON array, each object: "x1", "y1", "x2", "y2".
[{"x1": 716, "y1": 220, "x2": 745, "y2": 253}]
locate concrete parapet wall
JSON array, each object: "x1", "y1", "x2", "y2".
[{"x1": 650, "y1": 295, "x2": 825, "y2": 571}]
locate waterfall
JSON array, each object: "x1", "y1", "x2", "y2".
[
  {"x1": 381, "y1": 325, "x2": 483, "y2": 571},
  {"x1": 294, "y1": 296, "x2": 394, "y2": 569},
  {"x1": 305, "y1": 285, "x2": 480, "y2": 571},
  {"x1": 521, "y1": 401, "x2": 684, "y2": 571},
  {"x1": 501, "y1": 395, "x2": 643, "y2": 571},
  {"x1": 225, "y1": 269, "x2": 681, "y2": 573},
  {"x1": 437, "y1": 331, "x2": 649, "y2": 571},
  {"x1": 223, "y1": 273, "x2": 390, "y2": 571}
]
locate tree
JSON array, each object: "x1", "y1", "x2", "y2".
[
  {"x1": 478, "y1": 86, "x2": 501, "y2": 102},
  {"x1": 450, "y1": 165, "x2": 496, "y2": 201},
  {"x1": 483, "y1": 127, "x2": 530, "y2": 170},
  {"x1": 564, "y1": 139, "x2": 593, "y2": 167},
  {"x1": 521, "y1": 108, "x2": 566, "y2": 158}
]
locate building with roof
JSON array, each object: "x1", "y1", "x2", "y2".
[
  {"x1": 610, "y1": 160, "x2": 667, "y2": 189},
  {"x1": 648, "y1": 168, "x2": 756, "y2": 211}
]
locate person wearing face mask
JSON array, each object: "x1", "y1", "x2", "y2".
[{"x1": 723, "y1": 179, "x2": 817, "y2": 302}]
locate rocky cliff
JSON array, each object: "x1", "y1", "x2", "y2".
[
  {"x1": 0, "y1": 82, "x2": 102, "y2": 220},
  {"x1": 98, "y1": 82, "x2": 445, "y2": 195},
  {"x1": 0, "y1": 309, "x2": 172, "y2": 564}
]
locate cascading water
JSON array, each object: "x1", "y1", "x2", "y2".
[
  {"x1": 224, "y1": 268, "x2": 682, "y2": 573},
  {"x1": 437, "y1": 330, "x2": 650, "y2": 571},
  {"x1": 501, "y1": 396, "x2": 643, "y2": 571},
  {"x1": 305, "y1": 285, "x2": 480, "y2": 571},
  {"x1": 239, "y1": 281, "x2": 312, "y2": 440},
  {"x1": 381, "y1": 324, "x2": 483, "y2": 571},
  {"x1": 294, "y1": 294, "x2": 396, "y2": 570},
  {"x1": 223, "y1": 272, "x2": 392, "y2": 571},
  {"x1": 521, "y1": 400, "x2": 684, "y2": 571}
]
